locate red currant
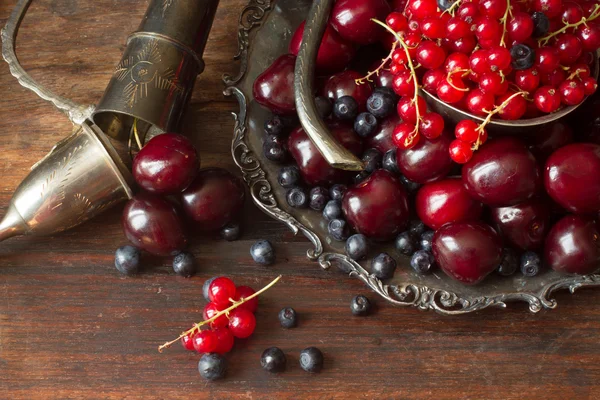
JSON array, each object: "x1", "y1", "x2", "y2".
[
  {"x1": 419, "y1": 112, "x2": 445, "y2": 139},
  {"x1": 479, "y1": 0, "x2": 508, "y2": 19},
  {"x1": 561, "y1": 1, "x2": 584, "y2": 25},
  {"x1": 416, "y1": 41, "x2": 446, "y2": 69},
  {"x1": 450, "y1": 36, "x2": 478, "y2": 54},
  {"x1": 410, "y1": 0, "x2": 438, "y2": 19},
  {"x1": 437, "y1": 76, "x2": 468, "y2": 104},
  {"x1": 457, "y1": 2, "x2": 479, "y2": 22},
  {"x1": 445, "y1": 52, "x2": 470, "y2": 74},
  {"x1": 449, "y1": 139, "x2": 474, "y2": 164},
  {"x1": 393, "y1": 71, "x2": 415, "y2": 97},
  {"x1": 408, "y1": 19, "x2": 421, "y2": 34},
  {"x1": 454, "y1": 120, "x2": 480, "y2": 143},
  {"x1": 390, "y1": 63, "x2": 407, "y2": 75},
  {"x1": 422, "y1": 68, "x2": 446, "y2": 92},
  {"x1": 392, "y1": 49, "x2": 408, "y2": 65},
  {"x1": 181, "y1": 333, "x2": 195, "y2": 351},
  {"x1": 469, "y1": 50, "x2": 491, "y2": 74},
  {"x1": 208, "y1": 277, "x2": 236, "y2": 306},
  {"x1": 397, "y1": 95, "x2": 427, "y2": 124},
  {"x1": 421, "y1": 17, "x2": 446, "y2": 39},
  {"x1": 534, "y1": 86, "x2": 562, "y2": 113},
  {"x1": 233, "y1": 285, "x2": 258, "y2": 313},
  {"x1": 576, "y1": 24, "x2": 600, "y2": 52},
  {"x1": 541, "y1": 68, "x2": 567, "y2": 87},
  {"x1": 488, "y1": 46, "x2": 512, "y2": 71},
  {"x1": 386, "y1": 11, "x2": 408, "y2": 32},
  {"x1": 507, "y1": 12, "x2": 534, "y2": 43},
  {"x1": 212, "y1": 327, "x2": 235, "y2": 354},
  {"x1": 403, "y1": 32, "x2": 422, "y2": 58},
  {"x1": 582, "y1": 77, "x2": 598, "y2": 95},
  {"x1": 570, "y1": 63, "x2": 592, "y2": 79},
  {"x1": 466, "y1": 89, "x2": 495, "y2": 116},
  {"x1": 555, "y1": 34, "x2": 583, "y2": 65},
  {"x1": 192, "y1": 330, "x2": 218, "y2": 353},
  {"x1": 533, "y1": 0, "x2": 563, "y2": 19},
  {"x1": 203, "y1": 302, "x2": 229, "y2": 328},
  {"x1": 515, "y1": 68, "x2": 541, "y2": 92},
  {"x1": 228, "y1": 308, "x2": 256, "y2": 339},
  {"x1": 559, "y1": 79, "x2": 586, "y2": 105},
  {"x1": 479, "y1": 72, "x2": 507, "y2": 95},
  {"x1": 535, "y1": 47, "x2": 560, "y2": 74},
  {"x1": 496, "y1": 92, "x2": 527, "y2": 120},
  {"x1": 392, "y1": 122, "x2": 420, "y2": 149},
  {"x1": 475, "y1": 17, "x2": 502, "y2": 43},
  {"x1": 446, "y1": 17, "x2": 472, "y2": 40}
]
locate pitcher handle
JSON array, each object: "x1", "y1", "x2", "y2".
[{"x1": 1, "y1": 0, "x2": 94, "y2": 124}]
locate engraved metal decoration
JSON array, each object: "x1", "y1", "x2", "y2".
[{"x1": 224, "y1": 0, "x2": 600, "y2": 314}]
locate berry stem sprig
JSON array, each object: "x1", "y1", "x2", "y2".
[
  {"x1": 442, "y1": 0, "x2": 463, "y2": 17},
  {"x1": 355, "y1": 41, "x2": 397, "y2": 85},
  {"x1": 158, "y1": 275, "x2": 282, "y2": 352},
  {"x1": 474, "y1": 91, "x2": 527, "y2": 150},
  {"x1": 499, "y1": 0, "x2": 513, "y2": 47},
  {"x1": 538, "y1": 4, "x2": 600, "y2": 46}
]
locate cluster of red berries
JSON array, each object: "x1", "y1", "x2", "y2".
[{"x1": 373, "y1": 0, "x2": 600, "y2": 164}]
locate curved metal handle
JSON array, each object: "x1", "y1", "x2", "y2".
[
  {"x1": 1, "y1": 0, "x2": 94, "y2": 124},
  {"x1": 294, "y1": 0, "x2": 364, "y2": 172}
]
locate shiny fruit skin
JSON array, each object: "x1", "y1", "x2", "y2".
[
  {"x1": 212, "y1": 327, "x2": 235, "y2": 354},
  {"x1": 366, "y1": 115, "x2": 399, "y2": 153},
  {"x1": 181, "y1": 168, "x2": 246, "y2": 231},
  {"x1": 252, "y1": 54, "x2": 296, "y2": 115},
  {"x1": 323, "y1": 70, "x2": 373, "y2": 112},
  {"x1": 396, "y1": 129, "x2": 453, "y2": 184},
  {"x1": 527, "y1": 121, "x2": 573, "y2": 161},
  {"x1": 330, "y1": 0, "x2": 391, "y2": 45},
  {"x1": 416, "y1": 178, "x2": 484, "y2": 230},
  {"x1": 545, "y1": 215, "x2": 600, "y2": 275},
  {"x1": 462, "y1": 138, "x2": 540, "y2": 207},
  {"x1": 192, "y1": 330, "x2": 218, "y2": 353},
  {"x1": 203, "y1": 302, "x2": 229, "y2": 329},
  {"x1": 122, "y1": 194, "x2": 187, "y2": 256},
  {"x1": 342, "y1": 169, "x2": 410, "y2": 241},
  {"x1": 432, "y1": 222, "x2": 503, "y2": 285},
  {"x1": 228, "y1": 308, "x2": 256, "y2": 339},
  {"x1": 233, "y1": 286, "x2": 258, "y2": 313},
  {"x1": 491, "y1": 198, "x2": 552, "y2": 251},
  {"x1": 544, "y1": 143, "x2": 600, "y2": 214}
]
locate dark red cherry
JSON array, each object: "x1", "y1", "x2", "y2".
[
  {"x1": 544, "y1": 143, "x2": 600, "y2": 214},
  {"x1": 342, "y1": 169, "x2": 410, "y2": 241},
  {"x1": 330, "y1": 0, "x2": 391, "y2": 45},
  {"x1": 416, "y1": 178, "x2": 484, "y2": 230},
  {"x1": 432, "y1": 222, "x2": 503, "y2": 285},
  {"x1": 288, "y1": 124, "x2": 362, "y2": 186},
  {"x1": 526, "y1": 121, "x2": 573, "y2": 162},
  {"x1": 395, "y1": 129, "x2": 453, "y2": 184},
  {"x1": 122, "y1": 193, "x2": 187, "y2": 256},
  {"x1": 181, "y1": 168, "x2": 246, "y2": 231},
  {"x1": 289, "y1": 21, "x2": 356, "y2": 74},
  {"x1": 323, "y1": 70, "x2": 373, "y2": 112},
  {"x1": 462, "y1": 138, "x2": 540, "y2": 207},
  {"x1": 545, "y1": 215, "x2": 600, "y2": 275},
  {"x1": 491, "y1": 198, "x2": 552, "y2": 251},
  {"x1": 253, "y1": 54, "x2": 296, "y2": 115},
  {"x1": 133, "y1": 133, "x2": 199, "y2": 195},
  {"x1": 366, "y1": 115, "x2": 399, "y2": 153}
]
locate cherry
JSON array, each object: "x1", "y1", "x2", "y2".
[
  {"x1": 449, "y1": 139, "x2": 474, "y2": 164},
  {"x1": 181, "y1": 168, "x2": 246, "y2": 231},
  {"x1": 342, "y1": 169, "x2": 410, "y2": 241},
  {"x1": 544, "y1": 143, "x2": 600, "y2": 214},
  {"x1": 507, "y1": 11, "x2": 534, "y2": 43},
  {"x1": 559, "y1": 79, "x2": 586, "y2": 105},
  {"x1": 446, "y1": 17, "x2": 472, "y2": 40},
  {"x1": 203, "y1": 302, "x2": 229, "y2": 328},
  {"x1": 396, "y1": 129, "x2": 454, "y2": 184},
  {"x1": 212, "y1": 327, "x2": 235, "y2": 354},
  {"x1": 533, "y1": 0, "x2": 563, "y2": 19},
  {"x1": 397, "y1": 95, "x2": 427, "y2": 124},
  {"x1": 496, "y1": 91, "x2": 527, "y2": 120},
  {"x1": 416, "y1": 41, "x2": 446, "y2": 69},
  {"x1": 555, "y1": 34, "x2": 583, "y2": 65},
  {"x1": 330, "y1": 0, "x2": 391, "y2": 45},
  {"x1": 491, "y1": 198, "x2": 552, "y2": 251},
  {"x1": 432, "y1": 222, "x2": 503, "y2": 285},
  {"x1": 527, "y1": 121, "x2": 573, "y2": 161},
  {"x1": 466, "y1": 89, "x2": 495, "y2": 116},
  {"x1": 419, "y1": 113, "x2": 445, "y2": 139},
  {"x1": 253, "y1": 54, "x2": 296, "y2": 115},
  {"x1": 422, "y1": 68, "x2": 446, "y2": 93},
  {"x1": 437, "y1": 76, "x2": 467, "y2": 104},
  {"x1": 366, "y1": 115, "x2": 399, "y2": 153},
  {"x1": 386, "y1": 11, "x2": 408, "y2": 32},
  {"x1": 545, "y1": 215, "x2": 600, "y2": 275},
  {"x1": 463, "y1": 138, "x2": 540, "y2": 207},
  {"x1": 393, "y1": 122, "x2": 420, "y2": 150},
  {"x1": 208, "y1": 277, "x2": 237, "y2": 307},
  {"x1": 514, "y1": 68, "x2": 540, "y2": 93},
  {"x1": 228, "y1": 308, "x2": 256, "y2": 338},
  {"x1": 122, "y1": 194, "x2": 187, "y2": 256},
  {"x1": 192, "y1": 330, "x2": 218, "y2": 353},
  {"x1": 576, "y1": 23, "x2": 600, "y2": 52},
  {"x1": 323, "y1": 70, "x2": 373, "y2": 112},
  {"x1": 409, "y1": 0, "x2": 438, "y2": 19},
  {"x1": 535, "y1": 47, "x2": 560, "y2": 73},
  {"x1": 534, "y1": 86, "x2": 562, "y2": 113},
  {"x1": 372, "y1": 68, "x2": 396, "y2": 89},
  {"x1": 233, "y1": 286, "x2": 258, "y2": 313},
  {"x1": 289, "y1": 21, "x2": 356, "y2": 73},
  {"x1": 181, "y1": 333, "x2": 195, "y2": 351}
]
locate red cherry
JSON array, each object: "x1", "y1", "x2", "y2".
[
  {"x1": 208, "y1": 277, "x2": 237, "y2": 307},
  {"x1": 386, "y1": 11, "x2": 408, "y2": 32},
  {"x1": 392, "y1": 122, "x2": 420, "y2": 150},
  {"x1": 533, "y1": 0, "x2": 563, "y2": 19},
  {"x1": 515, "y1": 68, "x2": 540, "y2": 93},
  {"x1": 454, "y1": 120, "x2": 481, "y2": 143},
  {"x1": 409, "y1": 0, "x2": 438, "y2": 19},
  {"x1": 192, "y1": 330, "x2": 218, "y2": 353},
  {"x1": 535, "y1": 47, "x2": 560, "y2": 73},
  {"x1": 323, "y1": 70, "x2": 373, "y2": 112},
  {"x1": 479, "y1": 72, "x2": 507, "y2": 95},
  {"x1": 392, "y1": 71, "x2": 416, "y2": 97},
  {"x1": 233, "y1": 286, "x2": 258, "y2": 313},
  {"x1": 479, "y1": 0, "x2": 508, "y2": 19},
  {"x1": 419, "y1": 112, "x2": 445, "y2": 139},
  {"x1": 416, "y1": 41, "x2": 446, "y2": 69},
  {"x1": 446, "y1": 17, "x2": 472, "y2": 40},
  {"x1": 449, "y1": 139, "x2": 474, "y2": 164},
  {"x1": 181, "y1": 333, "x2": 195, "y2": 351},
  {"x1": 330, "y1": 0, "x2": 391, "y2": 45},
  {"x1": 576, "y1": 24, "x2": 600, "y2": 52},
  {"x1": 421, "y1": 17, "x2": 446, "y2": 39},
  {"x1": 397, "y1": 95, "x2": 427, "y2": 124},
  {"x1": 527, "y1": 121, "x2": 573, "y2": 161},
  {"x1": 228, "y1": 308, "x2": 257, "y2": 339},
  {"x1": 203, "y1": 302, "x2": 229, "y2": 328},
  {"x1": 252, "y1": 54, "x2": 296, "y2": 115},
  {"x1": 555, "y1": 34, "x2": 583, "y2": 65},
  {"x1": 491, "y1": 198, "x2": 553, "y2": 251},
  {"x1": 469, "y1": 50, "x2": 491, "y2": 74},
  {"x1": 545, "y1": 215, "x2": 600, "y2": 275},
  {"x1": 559, "y1": 79, "x2": 586, "y2": 106},
  {"x1": 466, "y1": 89, "x2": 495, "y2": 116},
  {"x1": 496, "y1": 92, "x2": 527, "y2": 120},
  {"x1": 437, "y1": 76, "x2": 467, "y2": 104},
  {"x1": 507, "y1": 11, "x2": 534, "y2": 43},
  {"x1": 422, "y1": 68, "x2": 446, "y2": 93},
  {"x1": 582, "y1": 77, "x2": 598, "y2": 95},
  {"x1": 396, "y1": 130, "x2": 454, "y2": 183},
  {"x1": 367, "y1": 115, "x2": 399, "y2": 153},
  {"x1": 212, "y1": 327, "x2": 235, "y2": 354},
  {"x1": 534, "y1": 86, "x2": 562, "y2": 113},
  {"x1": 445, "y1": 52, "x2": 470, "y2": 74}
]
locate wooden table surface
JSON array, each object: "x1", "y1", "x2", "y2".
[{"x1": 1, "y1": 1, "x2": 600, "y2": 398}]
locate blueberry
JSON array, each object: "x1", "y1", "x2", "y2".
[
  {"x1": 373, "y1": 86, "x2": 398, "y2": 100},
  {"x1": 362, "y1": 148, "x2": 383, "y2": 173},
  {"x1": 203, "y1": 277, "x2": 219, "y2": 301},
  {"x1": 371, "y1": 252, "x2": 397, "y2": 280},
  {"x1": 437, "y1": 0, "x2": 453, "y2": 11},
  {"x1": 329, "y1": 184, "x2": 347, "y2": 201},
  {"x1": 350, "y1": 294, "x2": 372, "y2": 316},
  {"x1": 409, "y1": 220, "x2": 426, "y2": 237},
  {"x1": 328, "y1": 219, "x2": 350, "y2": 241},
  {"x1": 510, "y1": 44, "x2": 535, "y2": 70},
  {"x1": 346, "y1": 234, "x2": 369, "y2": 260},
  {"x1": 420, "y1": 230, "x2": 435, "y2": 252},
  {"x1": 250, "y1": 239, "x2": 275, "y2": 265},
  {"x1": 115, "y1": 245, "x2": 141, "y2": 275},
  {"x1": 333, "y1": 96, "x2": 359, "y2": 121},
  {"x1": 299, "y1": 347, "x2": 324, "y2": 373},
  {"x1": 520, "y1": 251, "x2": 541, "y2": 277},
  {"x1": 395, "y1": 231, "x2": 417, "y2": 256},
  {"x1": 278, "y1": 165, "x2": 301, "y2": 188},
  {"x1": 497, "y1": 248, "x2": 519, "y2": 276},
  {"x1": 367, "y1": 90, "x2": 397, "y2": 118},
  {"x1": 264, "y1": 133, "x2": 286, "y2": 147},
  {"x1": 532, "y1": 12, "x2": 550, "y2": 38},
  {"x1": 382, "y1": 149, "x2": 400, "y2": 174},
  {"x1": 278, "y1": 307, "x2": 298, "y2": 329},
  {"x1": 323, "y1": 200, "x2": 343, "y2": 221},
  {"x1": 309, "y1": 186, "x2": 330, "y2": 211},
  {"x1": 315, "y1": 96, "x2": 333, "y2": 119},
  {"x1": 286, "y1": 186, "x2": 308, "y2": 208},
  {"x1": 264, "y1": 115, "x2": 285, "y2": 136},
  {"x1": 198, "y1": 353, "x2": 227, "y2": 381},
  {"x1": 353, "y1": 170, "x2": 371, "y2": 184},
  {"x1": 220, "y1": 222, "x2": 241, "y2": 241},
  {"x1": 261, "y1": 347, "x2": 287, "y2": 373},
  {"x1": 399, "y1": 175, "x2": 421, "y2": 193},
  {"x1": 411, "y1": 250, "x2": 435, "y2": 274},
  {"x1": 354, "y1": 112, "x2": 378, "y2": 138},
  {"x1": 263, "y1": 142, "x2": 287, "y2": 163},
  {"x1": 172, "y1": 251, "x2": 196, "y2": 277}
]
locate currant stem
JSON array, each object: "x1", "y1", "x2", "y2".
[
  {"x1": 442, "y1": 0, "x2": 463, "y2": 17},
  {"x1": 567, "y1": 67, "x2": 588, "y2": 80},
  {"x1": 447, "y1": 70, "x2": 471, "y2": 91},
  {"x1": 538, "y1": 4, "x2": 600, "y2": 46},
  {"x1": 472, "y1": 91, "x2": 526, "y2": 150},
  {"x1": 499, "y1": 0, "x2": 512, "y2": 47},
  {"x1": 157, "y1": 275, "x2": 282, "y2": 353},
  {"x1": 356, "y1": 41, "x2": 397, "y2": 85}
]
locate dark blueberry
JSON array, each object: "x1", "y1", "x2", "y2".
[
  {"x1": 531, "y1": 12, "x2": 550, "y2": 38},
  {"x1": 346, "y1": 234, "x2": 369, "y2": 260},
  {"x1": 115, "y1": 245, "x2": 141, "y2": 275},
  {"x1": 353, "y1": 170, "x2": 371, "y2": 184},
  {"x1": 328, "y1": 219, "x2": 350, "y2": 241},
  {"x1": 520, "y1": 251, "x2": 541, "y2": 277},
  {"x1": 400, "y1": 175, "x2": 422, "y2": 193},
  {"x1": 419, "y1": 230, "x2": 435, "y2": 252},
  {"x1": 264, "y1": 115, "x2": 285, "y2": 136},
  {"x1": 436, "y1": 0, "x2": 453, "y2": 11},
  {"x1": 299, "y1": 347, "x2": 324, "y2": 373},
  {"x1": 395, "y1": 231, "x2": 417, "y2": 256},
  {"x1": 198, "y1": 353, "x2": 227, "y2": 381},
  {"x1": 220, "y1": 222, "x2": 241, "y2": 241},
  {"x1": 510, "y1": 44, "x2": 535, "y2": 70},
  {"x1": 409, "y1": 220, "x2": 427, "y2": 237},
  {"x1": 497, "y1": 248, "x2": 519, "y2": 276},
  {"x1": 362, "y1": 148, "x2": 383, "y2": 173},
  {"x1": 333, "y1": 95, "x2": 359, "y2": 121},
  {"x1": 374, "y1": 86, "x2": 398, "y2": 100},
  {"x1": 367, "y1": 90, "x2": 397, "y2": 118},
  {"x1": 329, "y1": 184, "x2": 347, "y2": 201},
  {"x1": 261, "y1": 347, "x2": 287, "y2": 373},
  {"x1": 323, "y1": 200, "x2": 343, "y2": 221},
  {"x1": 350, "y1": 294, "x2": 372, "y2": 316},
  {"x1": 382, "y1": 149, "x2": 400, "y2": 174},
  {"x1": 411, "y1": 250, "x2": 435, "y2": 274},
  {"x1": 371, "y1": 252, "x2": 397, "y2": 280},
  {"x1": 286, "y1": 186, "x2": 308, "y2": 208},
  {"x1": 172, "y1": 251, "x2": 196, "y2": 277},
  {"x1": 354, "y1": 112, "x2": 379, "y2": 138},
  {"x1": 315, "y1": 96, "x2": 333, "y2": 119},
  {"x1": 263, "y1": 142, "x2": 287, "y2": 163},
  {"x1": 278, "y1": 165, "x2": 301, "y2": 189},
  {"x1": 250, "y1": 239, "x2": 275, "y2": 265},
  {"x1": 264, "y1": 133, "x2": 286, "y2": 147},
  {"x1": 203, "y1": 276, "x2": 219, "y2": 301},
  {"x1": 309, "y1": 186, "x2": 330, "y2": 211},
  {"x1": 278, "y1": 307, "x2": 298, "y2": 329}
]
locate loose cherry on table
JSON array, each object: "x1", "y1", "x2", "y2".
[
  {"x1": 252, "y1": 54, "x2": 296, "y2": 115},
  {"x1": 491, "y1": 198, "x2": 553, "y2": 251}
]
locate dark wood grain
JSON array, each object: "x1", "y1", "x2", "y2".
[{"x1": 1, "y1": 1, "x2": 600, "y2": 399}]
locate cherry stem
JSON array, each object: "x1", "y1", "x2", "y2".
[
  {"x1": 157, "y1": 275, "x2": 282, "y2": 353},
  {"x1": 499, "y1": 0, "x2": 513, "y2": 47},
  {"x1": 472, "y1": 91, "x2": 526, "y2": 150},
  {"x1": 442, "y1": 0, "x2": 463, "y2": 17},
  {"x1": 538, "y1": 4, "x2": 600, "y2": 46},
  {"x1": 356, "y1": 41, "x2": 397, "y2": 85}
]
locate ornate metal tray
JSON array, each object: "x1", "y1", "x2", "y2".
[{"x1": 223, "y1": 0, "x2": 600, "y2": 315}]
